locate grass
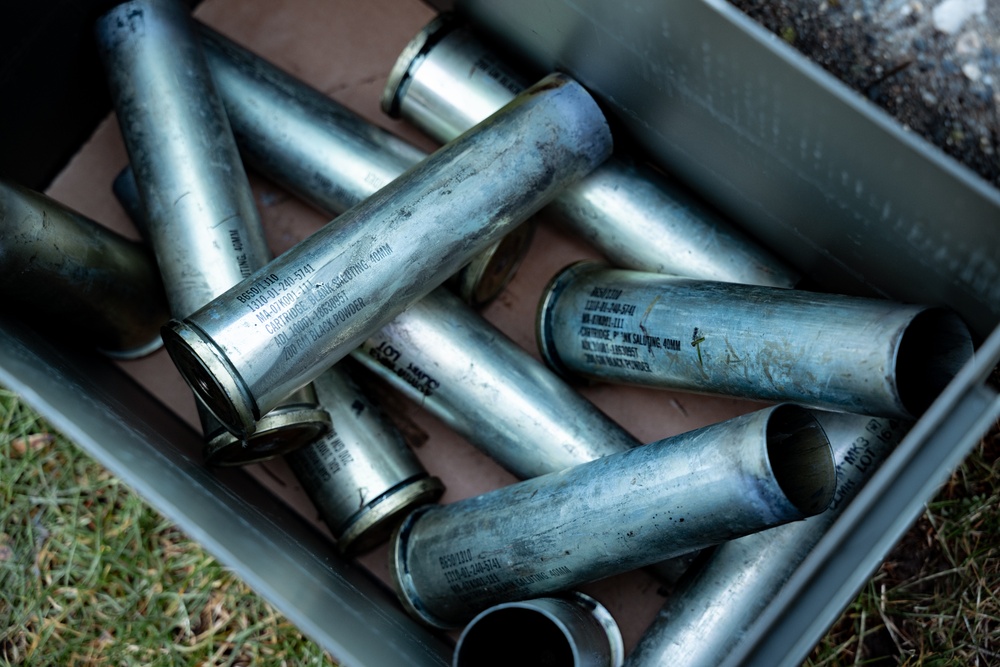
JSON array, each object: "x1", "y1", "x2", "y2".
[
  {"x1": 806, "y1": 423, "x2": 1000, "y2": 666},
  {"x1": 0, "y1": 386, "x2": 336, "y2": 667},
  {"x1": 2, "y1": 380, "x2": 997, "y2": 665}
]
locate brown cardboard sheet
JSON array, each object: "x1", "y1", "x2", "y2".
[{"x1": 45, "y1": 0, "x2": 771, "y2": 652}]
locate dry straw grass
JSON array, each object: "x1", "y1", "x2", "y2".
[{"x1": 808, "y1": 424, "x2": 1000, "y2": 666}]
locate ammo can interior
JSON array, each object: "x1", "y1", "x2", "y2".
[{"x1": 2, "y1": 1, "x2": 999, "y2": 666}]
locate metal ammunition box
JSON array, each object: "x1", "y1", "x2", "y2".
[{"x1": 2, "y1": 2, "x2": 998, "y2": 666}]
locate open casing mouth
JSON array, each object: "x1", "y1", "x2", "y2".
[
  {"x1": 894, "y1": 307, "x2": 975, "y2": 418},
  {"x1": 765, "y1": 405, "x2": 837, "y2": 518},
  {"x1": 162, "y1": 319, "x2": 259, "y2": 439},
  {"x1": 453, "y1": 592, "x2": 624, "y2": 667}
]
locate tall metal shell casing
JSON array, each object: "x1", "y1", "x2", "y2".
[
  {"x1": 537, "y1": 261, "x2": 973, "y2": 419},
  {"x1": 162, "y1": 73, "x2": 614, "y2": 439},
  {"x1": 391, "y1": 404, "x2": 836, "y2": 628},
  {"x1": 624, "y1": 411, "x2": 910, "y2": 667},
  {"x1": 0, "y1": 180, "x2": 167, "y2": 358},
  {"x1": 95, "y1": 0, "x2": 329, "y2": 463},
  {"x1": 381, "y1": 15, "x2": 798, "y2": 288}
]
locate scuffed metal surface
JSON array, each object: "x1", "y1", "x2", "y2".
[{"x1": 391, "y1": 405, "x2": 834, "y2": 629}]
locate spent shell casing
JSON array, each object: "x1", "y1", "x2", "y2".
[
  {"x1": 177, "y1": 29, "x2": 634, "y2": 478},
  {"x1": 161, "y1": 73, "x2": 613, "y2": 439},
  {"x1": 0, "y1": 180, "x2": 167, "y2": 359},
  {"x1": 285, "y1": 363, "x2": 443, "y2": 556},
  {"x1": 537, "y1": 261, "x2": 973, "y2": 419},
  {"x1": 390, "y1": 404, "x2": 836, "y2": 628},
  {"x1": 95, "y1": 0, "x2": 268, "y2": 320},
  {"x1": 97, "y1": 0, "x2": 329, "y2": 463},
  {"x1": 382, "y1": 15, "x2": 798, "y2": 287}
]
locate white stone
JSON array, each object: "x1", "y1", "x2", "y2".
[
  {"x1": 932, "y1": 0, "x2": 986, "y2": 34},
  {"x1": 962, "y1": 61, "x2": 983, "y2": 80},
  {"x1": 956, "y1": 30, "x2": 983, "y2": 54}
]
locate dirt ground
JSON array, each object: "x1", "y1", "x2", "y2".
[{"x1": 729, "y1": 0, "x2": 999, "y2": 190}]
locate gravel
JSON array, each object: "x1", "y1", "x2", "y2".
[{"x1": 729, "y1": 0, "x2": 1000, "y2": 190}]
